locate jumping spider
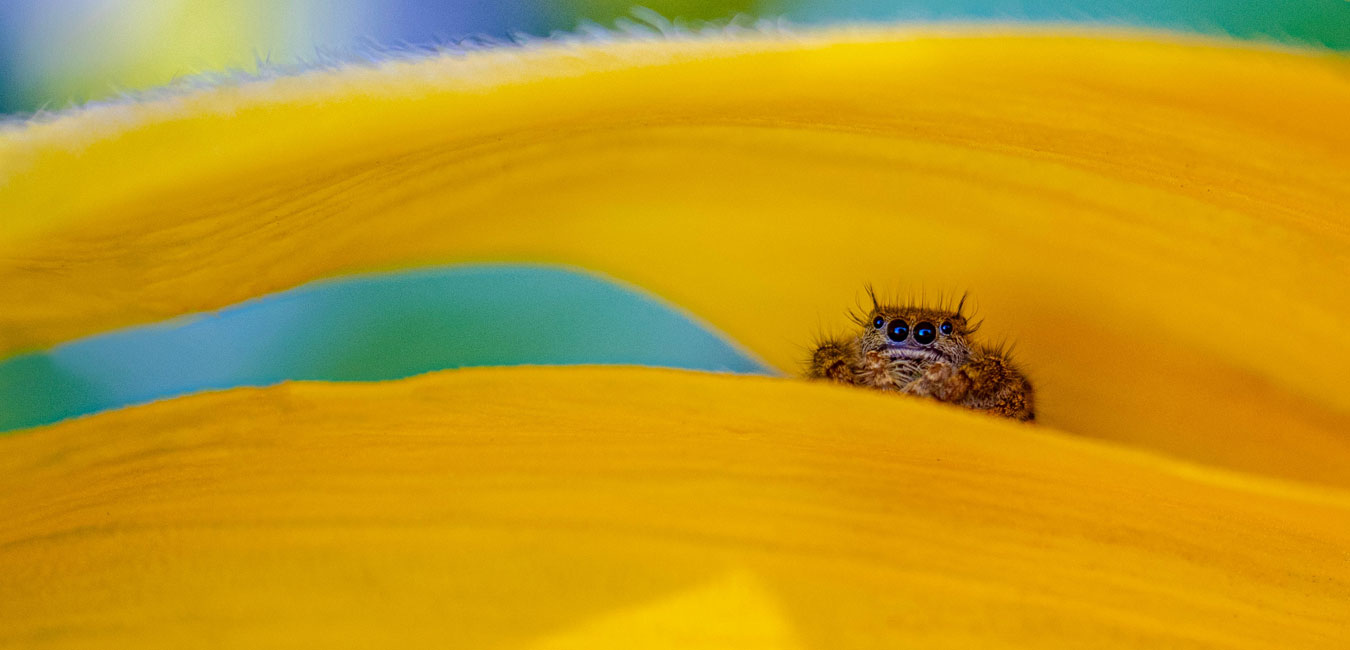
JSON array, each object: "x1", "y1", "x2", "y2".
[{"x1": 807, "y1": 290, "x2": 1034, "y2": 421}]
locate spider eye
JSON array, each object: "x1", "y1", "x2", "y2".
[
  {"x1": 914, "y1": 322, "x2": 937, "y2": 344},
  {"x1": 872, "y1": 316, "x2": 885, "y2": 329},
  {"x1": 886, "y1": 319, "x2": 908, "y2": 342},
  {"x1": 940, "y1": 321, "x2": 953, "y2": 336}
]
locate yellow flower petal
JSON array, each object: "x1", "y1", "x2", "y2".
[
  {"x1": 3, "y1": 29, "x2": 1347, "y2": 486},
  {"x1": 2, "y1": 368, "x2": 1348, "y2": 647}
]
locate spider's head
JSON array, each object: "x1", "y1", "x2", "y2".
[{"x1": 853, "y1": 290, "x2": 977, "y2": 367}]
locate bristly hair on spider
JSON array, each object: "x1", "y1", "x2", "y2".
[
  {"x1": 980, "y1": 334, "x2": 1022, "y2": 365},
  {"x1": 847, "y1": 285, "x2": 982, "y2": 334}
]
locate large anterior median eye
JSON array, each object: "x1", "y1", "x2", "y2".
[
  {"x1": 887, "y1": 319, "x2": 908, "y2": 342},
  {"x1": 914, "y1": 322, "x2": 936, "y2": 344},
  {"x1": 873, "y1": 315, "x2": 885, "y2": 329}
]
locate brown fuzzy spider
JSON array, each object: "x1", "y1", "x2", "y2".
[{"x1": 807, "y1": 288, "x2": 1034, "y2": 422}]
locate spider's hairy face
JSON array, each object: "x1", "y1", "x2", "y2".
[{"x1": 857, "y1": 305, "x2": 973, "y2": 368}]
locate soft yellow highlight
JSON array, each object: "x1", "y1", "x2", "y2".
[
  {"x1": 1, "y1": 32, "x2": 1348, "y2": 483},
  {"x1": 2, "y1": 367, "x2": 1348, "y2": 648},
  {"x1": 529, "y1": 571, "x2": 805, "y2": 650}
]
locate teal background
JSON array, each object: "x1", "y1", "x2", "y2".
[{"x1": 0, "y1": 266, "x2": 770, "y2": 432}]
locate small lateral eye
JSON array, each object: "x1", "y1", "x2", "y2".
[
  {"x1": 940, "y1": 321, "x2": 953, "y2": 336},
  {"x1": 873, "y1": 316, "x2": 885, "y2": 329}
]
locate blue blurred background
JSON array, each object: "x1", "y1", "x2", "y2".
[
  {"x1": 0, "y1": 266, "x2": 770, "y2": 431},
  {"x1": 2, "y1": 1, "x2": 1346, "y2": 115}
]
